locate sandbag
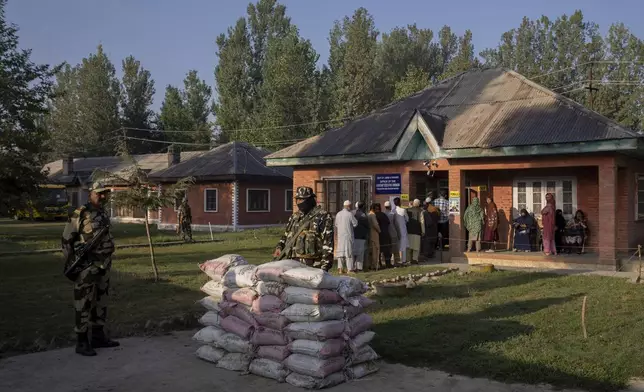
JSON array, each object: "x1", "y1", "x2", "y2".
[
  {"x1": 350, "y1": 331, "x2": 376, "y2": 352},
  {"x1": 195, "y1": 345, "x2": 226, "y2": 364},
  {"x1": 251, "y1": 327, "x2": 289, "y2": 346},
  {"x1": 212, "y1": 331, "x2": 254, "y2": 354},
  {"x1": 223, "y1": 287, "x2": 258, "y2": 307},
  {"x1": 249, "y1": 358, "x2": 290, "y2": 382},
  {"x1": 281, "y1": 287, "x2": 342, "y2": 305},
  {"x1": 254, "y1": 312, "x2": 291, "y2": 330},
  {"x1": 345, "y1": 295, "x2": 375, "y2": 308},
  {"x1": 192, "y1": 326, "x2": 226, "y2": 344},
  {"x1": 347, "y1": 313, "x2": 373, "y2": 337},
  {"x1": 285, "y1": 372, "x2": 345, "y2": 390},
  {"x1": 256, "y1": 345, "x2": 291, "y2": 362},
  {"x1": 251, "y1": 295, "x2": 286, "y2": 313},
  {"x1": 254, "y1": 259, "x2": 303, "y2": 283},
  {"x1": 200, "y1": 280, "x2": 227, "y2": 298},
  {"x1": 346, "y1": 361, "x2": 379, "y2": 380},
  {"x1": 350, "y1": 345, "x2": 379, "y2": 365},
  {"x1": 344, "y1": 305, "x2": 363, "y2": 320},
  {"x1": 256, "y1": 281, "x2": 287, "y2": 297},
  {"x1": 281, "y1": 304, "x2": 345, "y2": 323},
  {"x1": 198, "y1": 311, "x2": 223, "y2": 327},
  {"x1": 219, "y1": 301, "x2": 258, "y2": 327},
  {"x1": 284, "y1": 354, "x2": 345, "y2": 379},
  {"x1": 197, "y1": 296, "x2": 221, "y2": 313},
  {"x1": 223, "y1": 265, "x2": 258, "y2": 288},
  {"x1": 220, "y1": 315, "x2": 254, "y2": 340},
  {"x1": 335, "y1": 276, "x2": 367, "y2": 299},
  {"x1": 281, "y1": 267, "x2": 339, "y2": 290},
  {"x1": 199, "y1": 254, "x2": 248, "y2": 280},
  {"x1": 216, "y1": 352, "x2": 252, "y2": 371},
  {"x1": 288, "y1": 339, "x2": 346, "y2": 359},
  {"x1": 284, "y1": 320, "x2": 347, "y2": 341}
]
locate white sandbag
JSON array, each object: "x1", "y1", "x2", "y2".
[
  {"x1": 344, "y1": 295, "x2": 375, "y2": 308},
  {"x1": 249, "y1": 358, "x2": 290, "y2": 382},
  {"x1": 288, "y1": 339, "x2": 346, "y2": 359},
  {"x1": 284, "y1": 354, "x2": 345, "y2": 379},
  {"x1": 192, "y1": 326, "x2": 226, "y2": 344},
  {"x1": 255, "y1": 259, "x2": 304, "y2": 283},
  {"x1": 223, "y1": 265, "x2": 258, "y2": 288},
  {"x1": 281, "y1": 267, "x2": 339, "y2": 290},
  {"x1": 212, "y1": 331, "x2": 254, "y2": 354},
  {"x1": 216, "y1": 352, "x2": 252, "y2": 371},
  {"x1": 346, "y1": 361, "x2": 379, "y2": 380},
  {"x1": 195, "y1": 345, "x2": 226, "y2": 364},
  {"x1": 256, "y1": 281, "x2": 287, "y2": 297},
  {"x1": 199, "y1": 254, "x2": 248, "y2": 280},
  {"x1": 256, "y1": 345, "x2": 291, "y2": 362},
  {"x1": 350, "y1": 345, "x2": 379, "y2": 365},
  {"x1": 200, "y1": 280, "x2": 228, "y2": 298},
  {"x1": 349, "y1": 331, "x2": 376, "y2": 352},
  {"x1": 198, "y1": 311, "x2": 223, "y2": 327},
  {"x1": 281, "y1": 304, "x2": 346, "y2": 322},
  {"x1": 197, "y1": 296, "x2": 221, "y2": 313},
  {"x1": 284, "y1": 320, "x2": 347, "y2": 341},
  {"x1": 281, "y1": 286, "x2": 342, "y2": 305},
  {"x1": 285, "y1": 372, "x2": 345, "y2": 390},
  {"x1": 335, "y1": 276, "x2": 367, "y2": 299}
]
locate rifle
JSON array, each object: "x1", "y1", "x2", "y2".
[
  {"x1": 64, "y1": 224, "x2": 111, "y2": 281},
  {"x1": 273, "y1": 214, "x2": 315, "y2": 261}
]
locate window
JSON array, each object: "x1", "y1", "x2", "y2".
[
  {"x1": 285, "y1": 189, "x2": 293, "y2": 211},
  {"x1": 204, "y1": 189, "x2": 218, "y2": 212},
  {"x1": 512, "y1": 178, "x2": 577, "y2": 219},
  {"x1": 247, "y1": 189, "x2": 270, "y2": 212},
  {"x1": 316, "y1": 177, "x2": 372, "y2": 215},
  {"x1": 637, "y1": 175, "x2": 644, "y2": 220}
]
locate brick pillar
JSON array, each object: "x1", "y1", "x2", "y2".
[
  {"x1": 449, "y1": 168, "x2": 465, "y2": 259},
  {"x1": 598, "y1": 163, "x2": 617, "y2": 266}
]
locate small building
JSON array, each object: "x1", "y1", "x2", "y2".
[
  {"x1": 149, "y1": 141, "x2": 293, "y2": 232},
  {"x1": 266, "y1": 68, "x2": 644, "y2": 271}
]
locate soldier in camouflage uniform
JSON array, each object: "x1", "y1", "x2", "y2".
[
  {"x1": 273, "y1": 186, "x2": 335, "y2": 271},
  {"x1": 62, "y1": 181, "x2": 119, "y2": 356},
  {"x1": 177, "y1": 197, "x2": 193, "y2": 242}
]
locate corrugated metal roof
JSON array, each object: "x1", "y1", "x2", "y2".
[{"x1": 268, "y1": 68, "x2": 640, "y2": 159}]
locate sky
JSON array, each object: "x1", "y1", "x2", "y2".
[{"x1": 6, "y1": 0, "x2": 644, "y2": 110}]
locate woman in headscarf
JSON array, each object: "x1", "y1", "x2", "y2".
[
  {"x1": 463, "y1": 197, "x2": 484, "y2": 253},
  {"x1": 483, "y1": 197, "x2": 499, "y2": 252},
  {"x1": 540, "y1": 193, "x2": 557, "y2": 256},
  {"x1": 554, "y1": 209, "x2": 567, "y2": 254},
  {"x1": 564, "y1": 210, "x2": 588, "y2": 254},
  {"x1": 512, "y1": 209, "x2": 534, "y2": 252}
]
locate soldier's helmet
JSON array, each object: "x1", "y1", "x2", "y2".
[
  {"x1": 295, "y1": 186, "x2": 315, "y2": 200},
  {"x1": 89, "y1": 181, "x2": 110, "y2": 194}
]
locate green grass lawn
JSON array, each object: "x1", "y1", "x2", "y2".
[{"x1": 2, "y1": 222, "x2": 644, "y2": 390}]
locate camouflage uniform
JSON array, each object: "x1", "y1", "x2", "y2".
[
  {"x1": 177, "y1": 200, "x2": 193, "y2": 242},
  {"x1": 275, "y1": 187, "x2": 334, "y2": 271}
]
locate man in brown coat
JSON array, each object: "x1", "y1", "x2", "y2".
[{"x1": 367, "y1": 203, "x2": 381, "y2": 270}]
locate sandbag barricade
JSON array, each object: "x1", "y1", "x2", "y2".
[{"x1": 193, "y1": 256, "x2": 380, "y2": 388}]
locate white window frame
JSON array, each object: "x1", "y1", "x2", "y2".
[
  {"x1": 512, "y1": 177, "x2": 577, "y2": 220},
  {"x1": 204, "y1": 188, "x2": 218, "y2": 213},
  {"x1": 285, "y1": 189, "x2": 293, "y2": 212},
  {"x1": 636, "y1": 174, "x2": 644, "y2": 221},
  {"x1": 247, "y1": 188, "x2": 270, "y2": 213}
]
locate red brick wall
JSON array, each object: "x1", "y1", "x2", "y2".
[
  {"x1": 237, "y1": 183, "x2": 292, "y2": 226},
  {"x1": 160, "y1": 182, "x2": 234, "y2": 226}
]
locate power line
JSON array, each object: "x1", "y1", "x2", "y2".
[
  {"x1": 529, "y1": 60, "x2": 644, "y2": 81},
  {"x1": 119, "y1": 135, "x2": 309, "y2": 148}
]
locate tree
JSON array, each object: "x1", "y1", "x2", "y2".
[
  {"x1": 95, "y1": 144, "x2": 194, "y2": 282},
  {"x1": 183, "y1": 70, "x2": 213, "y2": 146},
  {"x1": 438, "y1": 25, "x2": 459, "y2": 75},
  {"x1": 46, "y1": 64, "x2": 82, "y2": 156},
  {"x1": 394, "y1": 65, "x2": 431, "y2": 100},
  {"x1": 441, "y1": 29, "x2": 478, "y2": 79},
  {"x1": 0, "y1": 0, "x2": 58, "y2": 212},
  {"x1": 120, "y1": 55, "x2": 157, "y2": 154}
]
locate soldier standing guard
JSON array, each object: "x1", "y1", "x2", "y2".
[
  {"x1": 177, "y1": 197, "x2": 193, "y2": 242},
  {"x1": 61, "y1": 181, "x2": 119, "y2": 356},
  {"x1": 273, "y1": 186, "x2": 334, "y2": 271}
]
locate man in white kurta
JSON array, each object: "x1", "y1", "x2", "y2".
[
  {"x1": 334, "y1": 200, "x2": 358, "y2": 273},
  {"x1": 393, "y1": 197, "x2": 409, "y2": 265}
]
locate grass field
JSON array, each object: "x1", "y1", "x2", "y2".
[{"x1": 2, "y1": 221, "x2": 644, "y2": 390}]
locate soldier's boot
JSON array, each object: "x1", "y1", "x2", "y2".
[
  {"x1": 91, "y1": 326, "x2": 120, "y2": 348},
  {"x1": 75, "y1": 332, "x2": 97, "y2": 356}
]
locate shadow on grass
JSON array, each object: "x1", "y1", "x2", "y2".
[{"x1": 373, "y1": 295, "x2": 621, "y2": 391}]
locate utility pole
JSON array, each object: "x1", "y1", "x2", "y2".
[{"x1": 585, "y1": 61, "x2": 599, "y2": 111}]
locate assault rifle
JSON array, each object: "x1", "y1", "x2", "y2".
[{"x1": 64, "y1": 224, "x2": 111, "y2": 281}]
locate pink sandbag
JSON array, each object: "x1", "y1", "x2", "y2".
[
  {"x1": 288, "y1": 339, "x2": 346, "y2": 359},
  {"x1": 254, "y1": 259, "x2": 304, "y2": 283},
  {"x1": 251, "y1": 295, "x2": 287, "y2": 313},
  {"x1": 220, "y1": 315, "x2": 254, "y2": 340},
  {"x1": 251, "y1": 327, "x2": 289, "y2": 346},
  {"x1": 254, "y1": 312, "x2": 291, "y2": 330},
  {"x1": 281, "y1": 286, "x2": 343, "y2": 305},
  {"x1": 257, "y1": 345, "x2": 291, "y2": 362},
  {"x1": 347, "y1": 313, "x2": 373, "y2": 337},
  {"x1": 224, "y1": 287, "x2": 258, "y2": 306},
  {"x1": 284, "y1": 353, "x2": 345, "y2": 379},
  {"x1": 219, "y1": 301, "x2": 258, "y2": 327},
  {"x1": 199, "y1": 254, "x2": 248, "y2": 280}
]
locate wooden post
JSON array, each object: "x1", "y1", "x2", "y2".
[
  {"x1": 637, "y1": 245, "x2": 642, "y2": 283},
  {"x1": 581, "y1": 296, "x2": 588, "y2": 339},
  {"x1": 209, "y1": 222, "x2": 214, "y2": 241}
]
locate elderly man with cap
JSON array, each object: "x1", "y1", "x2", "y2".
[
  {"x1": 61, "y1": 181, "x2": 118, "y2": 357},
  {"x1": 273, "y1": 186, "x2": 335, "y2": 271},
  {"x1": 334, "y1": 200, "x2": 357, "y2": 274}
]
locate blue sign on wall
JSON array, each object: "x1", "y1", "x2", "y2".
[{"x1": 375, "y1": 174, "x2": 402, "y2": 195}]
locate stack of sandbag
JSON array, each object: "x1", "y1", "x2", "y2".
[{"x1": 192, "y1": 256, "x2": 380, "y2": 389}]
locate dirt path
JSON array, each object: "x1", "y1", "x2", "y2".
[{"x1": 0, "y1": 331, "x2": 588, "y2": 392}]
